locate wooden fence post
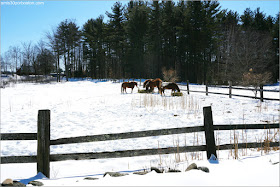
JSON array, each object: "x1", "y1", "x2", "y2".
[
  {"x1": 260, "y1": 84, "x2": 264, "y2": 102},
  {"x1": 203, "y1": 106, "x2": 217, "y2": 159},
  {"x1": 37, "y1": 110, "x2": 50, "y2": 178},
  {"x1": 229, "y1": 81, "x2": 232, "y2": 98},
  {"x1": 187, "y1": 80, "x2": 190, "y2": 95},
  {"x1": 206, "y1": 82, "x2": 208, "y2": 96}
]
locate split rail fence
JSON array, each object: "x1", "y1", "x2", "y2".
[
  {"x1": 178, "y1": 81, "x2": 279, "y2": 102},
  {"x1": 122, "y1": 79, "x2": 279, "y2": 102},
  {"x1": 1, "y1": 107, "x2": 279, "y2": 178}
]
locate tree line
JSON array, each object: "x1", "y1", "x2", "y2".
[{"x1": 1, "y1": 0, "x2": 279, "y2": 84}]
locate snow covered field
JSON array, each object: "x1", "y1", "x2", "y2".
[{"x1": 1, "y1": 79, "x2": 279, "y2": 186}]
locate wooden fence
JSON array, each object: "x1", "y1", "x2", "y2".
[
  {"x1": 121, "y1": 79, "x2": 279, "y2": 102},
  {"x1": 178, "y1": 81, "x2": 279, "y2": 102},
  {"x1": 1, "y1": 107, "x2": 279, "y2": 178}
]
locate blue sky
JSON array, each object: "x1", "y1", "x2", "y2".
[{"x1": 1, "y1": 0, "x2": 279, "y2": 55}]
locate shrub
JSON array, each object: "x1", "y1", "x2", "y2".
[{"x1": 162, "y1": 67, "x2": 179, "y2": 82}]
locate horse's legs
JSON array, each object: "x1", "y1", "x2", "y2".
[{"x1": 157, "y1": 81, "x2": 162, "y2": 94}]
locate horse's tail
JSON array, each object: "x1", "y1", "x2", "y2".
[{"x1": 121, "y1": 83, "x2": 124, "y2": 93}]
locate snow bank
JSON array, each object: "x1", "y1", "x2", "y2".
[{"x1": 1, "y1": 80, "x2": 279, "y2": 186}]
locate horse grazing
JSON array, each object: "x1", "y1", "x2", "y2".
[
  {"x1": 146, "y1": 78, "x2": 162, "y2": 93},
  {"x1": 161, "y1": 82, "x2": 180, "y2": 96},
  {"x1": 121, "y1": 81, "x2": 138, "y2": 93},
  {"x1": 143, "y1": 79, "x2": 152, "y2": 89}
]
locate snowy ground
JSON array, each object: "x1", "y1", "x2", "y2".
[{"x1": 1, "y1": 79, "x2": 279, "y2": 186}]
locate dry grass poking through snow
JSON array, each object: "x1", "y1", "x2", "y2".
[
  {"x1": 133, "y1": 94, "x2": 200, "y2": 117},
  {"x1": 132, "y1": 93, "x2": 279, "y2": 167}
]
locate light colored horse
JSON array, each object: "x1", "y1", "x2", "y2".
[{"x1": 145, "y1": 78, "x2": 162, "y2": 93}]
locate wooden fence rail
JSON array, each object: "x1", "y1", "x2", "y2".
[
  {"x1": 1, "y1": 133, "x2": 37, "y2": 140},
  {"x1": 1, "y1": 107, "x2": 279, "y2": 178},
  {"x1": 178, "y1": 81, "x2": 279, "y2": 102},
  {"x1": 50, "y1": 145, "x2": 207, "y2": 162},
  {"x1": 2, "y1": 124, "x2": 277, "y2": 142},
  {"x1": 208, "y1": 85, "x2": 279, "y2": 92},
  {"x1": 1, "y1": 156, "x2": 37, "y2": 164},
  {"x1": 49, "y1": 123, "x2": 279, "y2": 146},
  {"x1": 50, "y1": 126, "x2": 205, "y2": 146}
]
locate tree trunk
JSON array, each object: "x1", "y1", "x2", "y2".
[{"x1": 64, "y1": 53, "x2": 68, "y2": 81}]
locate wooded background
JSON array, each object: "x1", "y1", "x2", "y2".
[{"x1": 1, "y1": 1, "x2": 279, "y2": 84}]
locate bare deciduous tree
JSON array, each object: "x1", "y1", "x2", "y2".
[
  {"x1": 21, "y1": 41, "x2": 38, "y2": 77},
  {"x1": 242, "y1": 68, "x2": 272, "y2": 97},
  {"x1": 11, "y1": 46, "x2": 21, "y2": 81},
  {"x1": 46, "y1": 28, "x2": 63, "y2": 82},
  {"x1": 218, "y1": 29, "x2": 274, "y2": 84}
]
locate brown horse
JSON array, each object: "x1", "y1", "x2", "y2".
[
  {"x1": 146, "y1": 78, "x2": 162, "y2": 93},
  {"x1": 161, "y1": 82, "x2": 180, "y2": 96},
  {"x1": 121, "y1": 81, "x2": 138, "y2": 93}
]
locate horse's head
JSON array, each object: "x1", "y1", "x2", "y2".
[
  {"x1": 145, "y1": 81, "x2": 150, "y2": 89},
  {"x1": 134, "y1": 82, "x2": 138, "y2": 87},
  {"x1": 143, "y1": 79, "x2": 151, "y2": 88}
]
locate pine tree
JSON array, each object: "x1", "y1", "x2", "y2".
[
  {"x1": 82, "y1": 16, "x2": 106, "y2": 79},
  {"x1": 56, "y1": 19, "x2": 80, "y2": 80},
  {"x1": 253, "y1": 7, "x2": 268, "y2": 31},
  {"x1": 46, "y1": 28, "x2": 64, "y2": 82},
  {"x1": 240, "y1": 8, "x2": 254, "y2": 30},
  {"x1": 201, "y1": 0, "x2": 221, "y2": 84},
  {"x1": 185, "y1": 0, "x2": 206, "y2": 83},
  {"x1": 106, "y1": 2, "x2": 126, "y2": 78},
  {"x1": 161, "y1": 1, "x2": 176, "y2": 71},
  {"x1": 125, "y1": 1, "x2": 149, "y2": 78},
  {"x1": 147, "y1": 0, "x2": 162, "y2": 78}
]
